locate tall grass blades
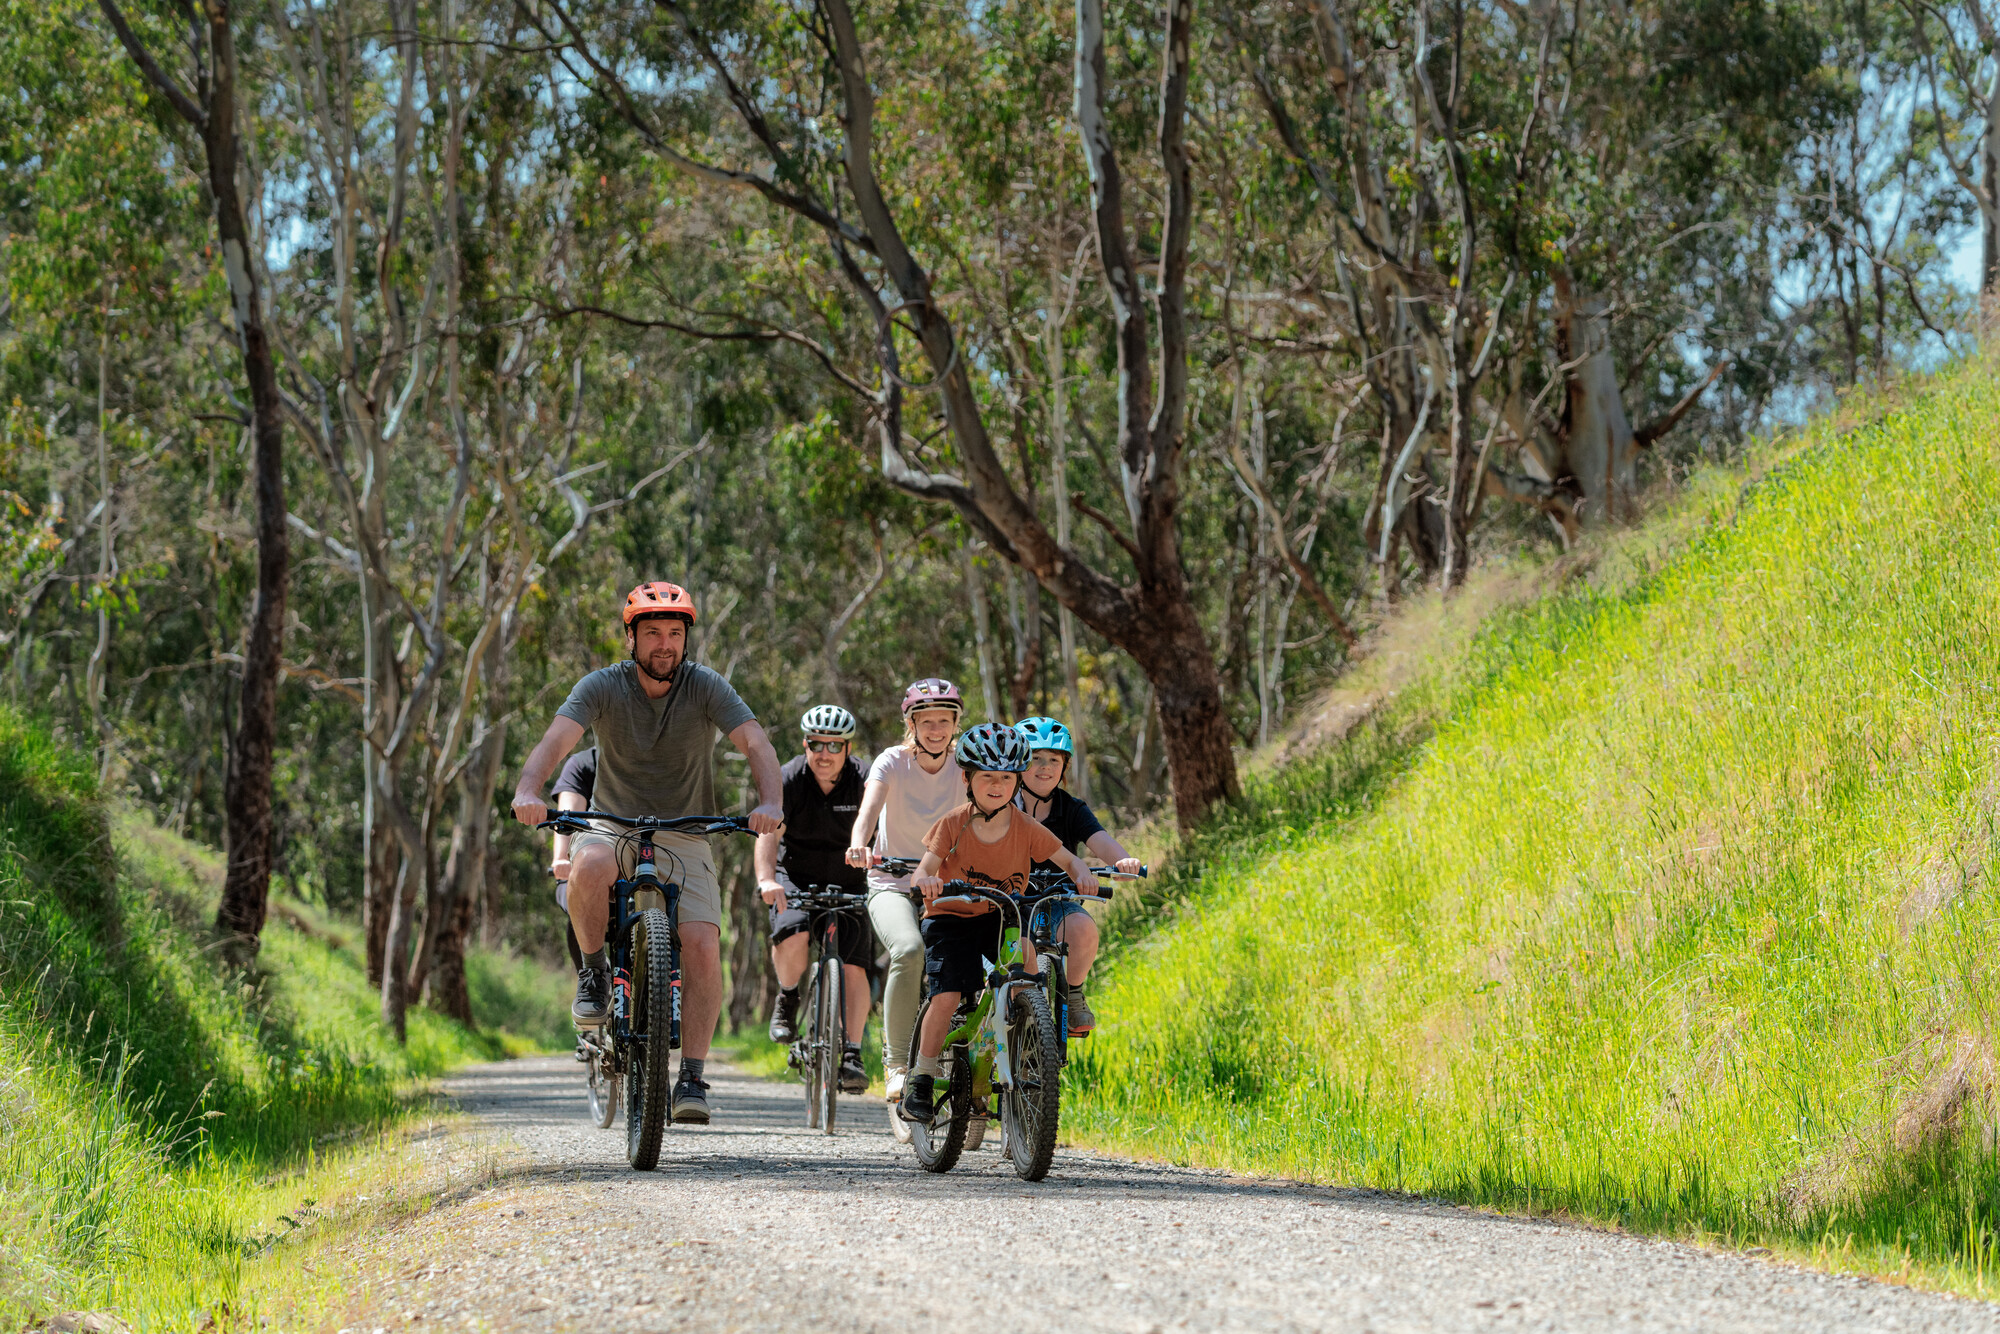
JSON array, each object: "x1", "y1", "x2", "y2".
[
  {"x1": 0, "y1": 706, "x2": 564, "y2": 1327},
  {"x1": 1069, "y1": 361, "x2": 2000, "y2": 1292}
]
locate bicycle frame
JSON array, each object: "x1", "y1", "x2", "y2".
[
  {"x1": 925, "y1": 884, "x2": 1038, "y2": 1098},
  {"x1": 540, "y1": 810, "x2": 751, "y2": 1125}
]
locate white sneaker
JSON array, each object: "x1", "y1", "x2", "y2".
[{"x1": 884, "y1": 1064, "x2": 908, "y2": 1103}]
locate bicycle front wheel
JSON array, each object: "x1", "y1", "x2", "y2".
[
  {"x1": 906, "y1": 997, "x2": 969, "y2": 1173},
  {"x1": 626, "y1": 907, "x2": 675, "y2": 1171},
  {"x1": 816, "y1": 955, "x2": 844, "y2": 1135},
  {"x1": 802, "y1": 967, "x2": 824, "y2": 1130},
  {"x1": 1003, "y1": 986, "x2": 1061, "y2": 1181}
]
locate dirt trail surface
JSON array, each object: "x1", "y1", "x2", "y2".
[{"x1": 339, "y1": 1055, "x2": 1998, "y2": 1333}]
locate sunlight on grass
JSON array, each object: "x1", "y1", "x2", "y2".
[
  {"x1": 1070, "y1": 360, "x2": 2000, "y2": 1298},
  {"x1": 0, "y1": 704, "x2": 563, "y2": 1330}
]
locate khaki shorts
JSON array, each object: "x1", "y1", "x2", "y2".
[{"x1": 570, "y1": 825, "x2": 723, "y2": 929}]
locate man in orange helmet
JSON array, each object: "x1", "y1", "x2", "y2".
[{"x1": 512, "y1": 581, "x2": 783, "y2": 1125}]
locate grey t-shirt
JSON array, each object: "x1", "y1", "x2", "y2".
[{"x1": 556, "y1": 661, "x2": 756, "y2": 820}]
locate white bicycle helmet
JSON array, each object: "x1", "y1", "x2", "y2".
[{"x1": 800, "y1": 704, "x2": 858, "y2": 740}]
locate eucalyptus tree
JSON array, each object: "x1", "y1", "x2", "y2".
[
  {"x1": 97, "y1": 0, "x2": 291, "y2": 960},
  {"x1": 1908, "y1": 0, "x2": 2000, "y2": 297},
  {"x1": 534, "y1": 0, "x2": 1252, "y2": 826},
  {"x1": 1228, "y1": 0, "x2": 1836, "y2": 586}
]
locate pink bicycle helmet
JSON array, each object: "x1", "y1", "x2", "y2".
[{"x1": 900, "y1": 677, "x2": 964, "y2": 717}]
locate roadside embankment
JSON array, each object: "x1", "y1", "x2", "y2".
[
  {"x1": 0, "y1": 706, "x2": 565, "y2": 1331},
  {"x1": 1071, "y1": 361, "x2": 2000, "y2": 1297}
]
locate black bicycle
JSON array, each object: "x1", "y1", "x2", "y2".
[
  {"x1": 538, "y1": 810, "x2": 753, "y2": 1170},
  {"x1": 781, "y1": 885, "x2": 871, "y2": 1133}
]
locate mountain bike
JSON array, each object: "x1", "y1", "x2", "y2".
[
  {"x1": 900, "y1": 880, "x2": 1116, "y2": 1182},
  {"x1": 537, "y1": 810, "x2": 753, "y2": 1170},
  {"x1": 781, "y1": 884, "x2": 871, "y2": 1134},
  {"x1": 1021, "y1": 865, "x2": 1145, "y2": 1063}
]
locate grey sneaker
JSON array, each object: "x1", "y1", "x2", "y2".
[
  {"x1": 671, "y1": 1075, "x2": 711, "y2": 1124},
  {"x1": 1066, "y1": 986, "x2": 1095, "y2": 1035},
  {"x1": 571, "y1": 968, "x2": 609, "y2": 1025}
]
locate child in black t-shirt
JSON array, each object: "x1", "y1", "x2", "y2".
[
  {"x1": 1012, "y1": 717, "x2": 1141, "y2": 1034},
  {"x1": 549, "y1": 748, "x2": 598, "y2": 970}
]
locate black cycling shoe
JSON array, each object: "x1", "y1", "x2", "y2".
[
  {"x1": 671, "y1": 1076, "x2": 712, "y2": 1124},
  {"x1": 838, "y1": 1048, "x2": 869, "y2": 1094},
  {"x1": 898, "y1": 1073, "x2": 936, "y2": 1123},
  {"x1": 571, "y1": 967, "x2": 610, "y2": 1025},
  {"x1": 768, "y1": 989, "x2": 800, "y2": 1044}
]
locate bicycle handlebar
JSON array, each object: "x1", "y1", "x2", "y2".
[{"x1": 536, "y1": 810, "x2": 754, "y2": 837}]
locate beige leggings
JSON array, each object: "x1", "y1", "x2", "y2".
[{"x1": 867, "y1": 887, "x2": 924, "y2": 1068}]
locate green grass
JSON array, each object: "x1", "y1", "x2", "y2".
[
  {"x1": 1069, "y1": 362, "x2": 2000, "y2": 1295},
  {"x1": 0, "y1": 704, "x2": 566, "y2": 1330}
]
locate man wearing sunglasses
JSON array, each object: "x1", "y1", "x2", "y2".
[{"x1": 755, "y1": 705, "x2": 873, "y2": 1094}]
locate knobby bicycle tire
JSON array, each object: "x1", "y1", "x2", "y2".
[
  {"x1": 626, "y1": 907, "x2": 675, "y2": 1170},
  {"x1": 906, "y1": 997, "x2": 970, "y2": 1173},
  {"x1": 1004, "y1": 986, "x2": 1062, "y2": 1181},
  {"x1": 817, "y1": 955, "x2": 843, "y2": 1135},
  {"x1": 803, "y1": 967, "x2": 824, "y2": 1130}
]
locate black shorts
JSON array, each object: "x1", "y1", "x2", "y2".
[
  {"x1": 920, "y1": 912, "x2": 1002, "y2": 998},
  {"x1": 769, "y1": 903, "x2": 874, "y2": 968}
]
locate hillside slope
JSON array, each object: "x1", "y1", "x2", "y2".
[
  {"x1": 0, "y1": 706, "x2": 567, "y2": 1328},
  {"x1": 1072, "y1": 361, "x2": 2000, "y2": 1291}
]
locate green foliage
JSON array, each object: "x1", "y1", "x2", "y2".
[
  {"x1": 1071, "y1": 358, "x2": 2000, "y2": 1292},
  {"x1": 0, "y1": 704, "x2": 547, "y2": 1326}
]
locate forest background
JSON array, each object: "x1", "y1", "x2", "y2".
[{"x1": 2, "y1": 0, "x2": 1993, "y2": 1038}]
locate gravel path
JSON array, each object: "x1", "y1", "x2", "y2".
[{"x1": 339, "y1": 1054, "x2": 1999, "y2": 1333}]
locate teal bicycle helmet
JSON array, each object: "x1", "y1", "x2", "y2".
[{"x1": 1014, "y1": 716, "x2": 1074, "y2": 755}]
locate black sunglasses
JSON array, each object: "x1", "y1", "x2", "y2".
[{"x1": 805, "y1": 739, "x2": 848, "y2": 753}]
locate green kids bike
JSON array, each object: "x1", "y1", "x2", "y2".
[{"x1": 901, "y1": 874, "x2": 1128, "y2": 1182}]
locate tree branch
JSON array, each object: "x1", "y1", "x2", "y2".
[
  {"x1": 1071, "y1": 493, "x2": 1143, "y2": 563},
  {"x1": 97, "y1": 0, "x2": 208, "y2": 130},
  {"x1": 1633, "y1": 359, "x2": 1728, "y2": 448}
]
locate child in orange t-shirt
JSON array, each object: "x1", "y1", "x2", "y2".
[{"x1": 902, "y1": 723, "x2": 1098, "y2": 1123}]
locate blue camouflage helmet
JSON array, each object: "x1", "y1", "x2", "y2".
[
  {"x1": 953, "y1": 722, "x2": 1031, "y2": 773},
  {"x1": 1014, "y1": 716, "x2": 1074, "y2": 756}
]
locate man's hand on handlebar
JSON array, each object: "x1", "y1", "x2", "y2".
[
  {"x1": 512, "y1": 792, "x2": 548, "y2": 828},
  {"x1": 759, "y1": 879, "x2": 788, "y2": 913},
  {"x1": 914, "y1": 873, "x2": 943, "y2": 901},
  {"x1": 844, "y1": 845, "x2": 877, "y2": 869},
  {"x1": 747, "y1": 801, "x2": 784, "y2": 836},
  {"x1": 1114, "y1": 857, "x2": 1143, "y2": 876}
]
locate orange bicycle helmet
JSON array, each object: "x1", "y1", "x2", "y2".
[{"x1": 621, "y1": 581, "x2": 697, "y2": 626}]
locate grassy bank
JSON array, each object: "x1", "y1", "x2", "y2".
[
  {"x1": 1069, "y1": 361, "x2": 2000, "y2": 1296},
  {"x1": 0, "y1": 706, "x2": 566, "y2": 1330}
]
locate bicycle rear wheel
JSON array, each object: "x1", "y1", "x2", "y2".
[
  {"x1": 1002, "y1": 986, "x2": 1062, "y2": 1181},
  {"x1": 816, "y1": 955, "x2": 843, "y2": 1135},
  {"x1": 626, "y1": 907, "x2": 674, "y2": 1171},
  {"x1": 587, "y1": 1039, "x2": 618, "y2": 1129}
]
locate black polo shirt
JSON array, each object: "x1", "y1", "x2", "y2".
[
  {"x1": 777, "y1": 753, "x2": 868, "y2": 892},
  {"x1": 1018, "y1": 785, "x2": 1104, "y2": 871}
]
